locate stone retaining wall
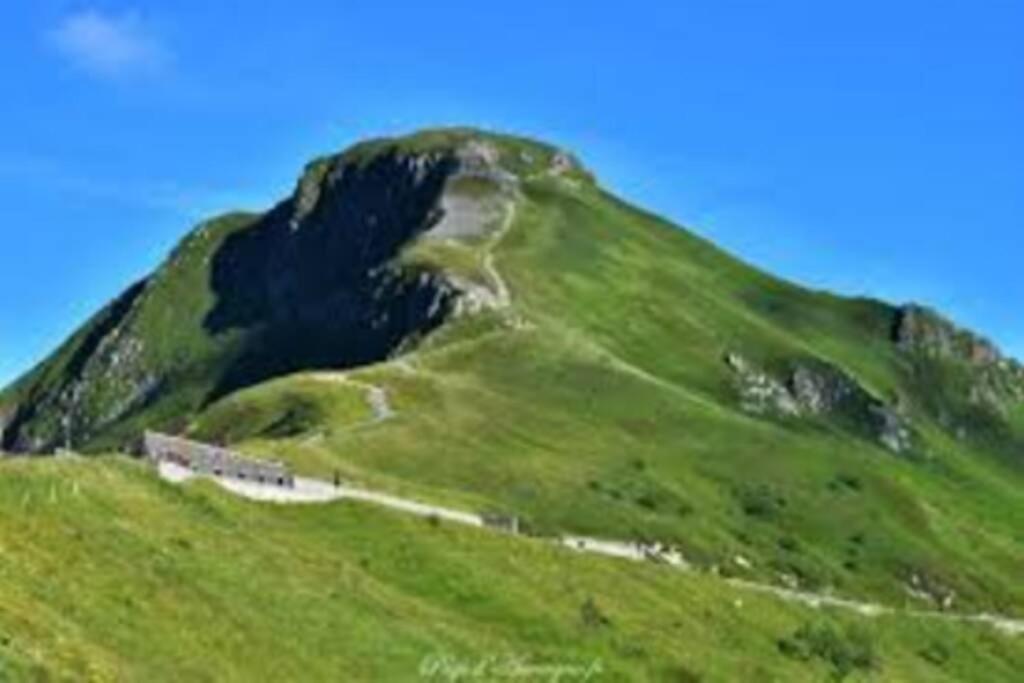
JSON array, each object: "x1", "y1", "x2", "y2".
[{"x1": 144, "y1": 432, "x2": 293, "y2": 487}]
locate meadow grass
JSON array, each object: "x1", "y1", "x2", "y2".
[
  {"x1": 3, "y1": 130, "x2": 1023, "y2": 679},
  {"x1": 0, "y1": 456, "x2": 1019, "y2": 682},
  {"x1": 186, "y1": 171, "x2": 1024, "y2": 619}
]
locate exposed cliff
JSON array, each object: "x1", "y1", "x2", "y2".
[{"x1": 891, "y1": 304, "x2": 1024, "y2": 440}]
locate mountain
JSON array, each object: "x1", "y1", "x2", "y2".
[{"x1": 2, "y1": 127, "x2": 1023, "y2": 642}]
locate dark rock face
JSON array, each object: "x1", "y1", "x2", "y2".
[
  {"x1": 789, "y1": 360, "x2": 913, "y2": 454},
  {"x1": 203, "y1": 149, "x2": 460, "y2": 400},
  {"x1": 0, "y1": 403, "x2": 33, "y2": 453},
  {"x1": 1, "y1": 280, "x2": 151, "y2": 453}
]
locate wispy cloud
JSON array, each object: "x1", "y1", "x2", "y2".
[{"x1": 49, "y1": 9, "x2": 169, "y2": 79}]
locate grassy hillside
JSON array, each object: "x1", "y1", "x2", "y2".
[
  {"x1": 3, "y1": 127, "x2": 1023, "y2": 661},
  {"x1": 0, "y1": 456, "x2": 1019, "y2": 682},
  {"x1": 186, "y1": 136, "x2": 1024, "y2": 618}
]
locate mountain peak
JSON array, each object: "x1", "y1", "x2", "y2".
[
  {"x1": 2, "y1": 128, "x2": 1020, "y2": 466},
  {"x1": 2, "y1": 128, "x2": 578, "y2": 452},
  {"x1": 312, "y1": 127, "x2": 593, "y2": 188}
]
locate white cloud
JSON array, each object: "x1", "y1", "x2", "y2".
[{"x1": 49, "y1": 9, "x2": 169, "y2": 78}]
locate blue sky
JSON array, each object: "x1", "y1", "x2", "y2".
[{"x1": 0, "y1": 1, "x2": 1021, "y2": 386}]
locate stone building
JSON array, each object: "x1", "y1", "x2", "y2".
[{"x1": 144, "y1": 432, "x2": 293, "y2": 487}]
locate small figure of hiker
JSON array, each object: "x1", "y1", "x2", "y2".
[{"x1": 333, "y1": 470, "x2": 341, "y2": 488}]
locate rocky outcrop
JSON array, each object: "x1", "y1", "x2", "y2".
[
  {"x1": 893, "y1": 304, "x2": 1024, "y2": 416},
  {"x1": 789, "y1": 364, "x2": 861, "y2": 414},
  {"x1": 725, "y1": 352, "x2": 913, "y2": 454},
  {"x1": 725, "y1": 353, "x2": 801, "y2": 417},
  {"x1": 893, "y1": 305, "x2": 1004, "y2": 366},
  {"x1": 1, "y1": 279, "x2": 155, "y2": 452},
  {"x1": 721, "y1": 304, "x2": 1024, "y2": 453},
  {"x1": 904, "y1": 569, "x2": 958, "y2": 611},
  {"x1": 873, "y1": 405, "x2": 913, "y2": 454}
]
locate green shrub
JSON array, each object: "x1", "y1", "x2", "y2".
[
  {"x1": 778, "y1": 622, "x2": 878, "y2": 681},
  {"x1": 736, "y1": 484, "x2": 787, "y2": 520},
  {"x1": 580, "y1": 597, "x2": 612, "y2": 630},
  {"x1": 778, "y1": 535, "x2": 801, "y2": 553},
  {"x1": 918, "y1": 640, "x2": 952, "y2": 667}
]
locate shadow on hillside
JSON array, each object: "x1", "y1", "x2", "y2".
[{"x1": 202, "y1": 151, "x2": 458, "y2": 402}]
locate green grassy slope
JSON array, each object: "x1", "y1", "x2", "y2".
[
  {"x1": 0, "y1": 212, "x2": 260, "y2": 451},
  {"x1": 0, "y1": 457, "x2": 1019, "y2": 682},
  {"x1": 3, "y1": 128, "x2": 1023, "y2": 642},
  {"x1": 188, "y1": 154, "x2": 1024, "y2": 619}
]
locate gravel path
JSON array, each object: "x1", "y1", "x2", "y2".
[
  {"x1": 480, "y1": 198, "x2": 515, "y2": 309},
  {"x1": 156, "y1": 460, "x2": 1024, "y2": 636},
  {"x1": 159, "y1": 461, "x2": 480, "y2": 525},
  {"x1": 310, "y1": 374, "x2": 396, "y2": 425},
  {"x1": 356, "y1": 381, "x2": 395, "y2": 422}
]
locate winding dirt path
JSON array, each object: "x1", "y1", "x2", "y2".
[
  {"x1": 311, "y1": 374, "x2": 396, "y2": 424},
  {"x1": 159, "y1": 461, "x2": 481, "y2": 525},
  {"x1": 303, "y1": 198, "x2": 515, "y2": 430},
  {"x1": 480, "y1": 196, "x2": 516, "y2": 309}
]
